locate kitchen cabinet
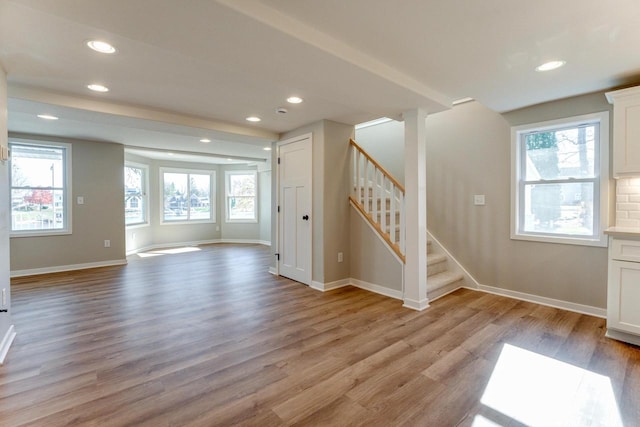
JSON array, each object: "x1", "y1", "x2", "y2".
[
  {"x1": 606, "y1": 86, "x2": 640, "y2": 177},
  {"x1": 606, "y1": 234, "x2": 640, "y2": 346}
]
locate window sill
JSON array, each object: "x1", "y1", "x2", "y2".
[
  {"x1": 11, "y1": 230, "x2": 72, "y2": 238},
  {"x1": 511, "y1": 232, "x2": 608, "y2": 248},
  {"x1": 126, "y1": 222, "x2": 150, "y2": 229}
]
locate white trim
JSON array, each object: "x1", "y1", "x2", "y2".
[
  {"x1": 402, "y1": 297, "x2": 430, "y2": 311},
  {"x1": 0, "y1": 325, "x2": 16, "y2": 365},
  {"x1": 124, "y1": 161, "x2": 150, "y2": 227},
  {"x1": 268, "y1": 266, "x2": 277, "y2": 275},
  {"x1": 605, "y1": 328, "x2": 640, "y2": 346},
  {"x1": 350, "y1": 278, "x2": 403, "y2": 300},
  {"x1": 427, "y1": 230, "x2": 481, "y2": 289},
  {"x1": 354, "y1": 117, "x2": 393, "y2": 130},
  {"x1": 349, "y1": 201, "x2": 404, "y2": 265},
  {"x1": 159, "y1": 167, "x2": 216, "y2": 225},
  {"x1": 310, "y1": 279, "x2": 350, "y2": 292},
  {"x1": 11, "y1": 259, "x2": 128, "y2": 278},
  {"x1": 224, "y1": 169, "x2": 258, "y2": 223},
  {"x1": 471, "y1": 284, "x2": 606, "y2": 318},
  {"x1": 126, "y1": 239, "x2": 271, "y2": 256}
]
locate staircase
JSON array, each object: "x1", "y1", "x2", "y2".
[{"x1": 350, "y1": 138, "x2": 465, "y2": 301}]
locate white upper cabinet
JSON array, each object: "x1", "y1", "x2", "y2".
[{"x1": 606, "y1": 86, "x2": 640, "y2": 177}]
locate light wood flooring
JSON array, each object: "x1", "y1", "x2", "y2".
[{"x1": 2, "y1": 243, "x2": 639, "y2": 426}]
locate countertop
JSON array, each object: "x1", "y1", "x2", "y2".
[{"x1": 604, "y1": 226, "x2": 640, "y2": 238}]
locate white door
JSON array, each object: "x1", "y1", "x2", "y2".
[{"x1": 278, "y1": 134, "x2": 312, "y2": 285}]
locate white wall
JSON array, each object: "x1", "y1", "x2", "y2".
[
  {"x1": 355, "y1": 119, "x2": 405, "y2": 184},
  {"x1": 0, "y1": 64, "x2": 13, "y2": 361}
]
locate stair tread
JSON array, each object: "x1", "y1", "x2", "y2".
[
  {"x1": 427, "y1": 270, "x2": 464, "y2": 291},
  {"x1": 426, "y1": 253, "x2": 446, "y2": 265}
]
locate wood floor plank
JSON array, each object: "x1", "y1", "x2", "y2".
[{"x1": 2, "y1": 243, "x2": 639, "y2": 426}]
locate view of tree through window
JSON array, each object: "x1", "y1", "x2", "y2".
[
  {"x1": 124, "y1": 165, "x2": 147, "y2": 225},
  {"x1": 162, "y1": 170, "x2": 212, "y2": 222},
  {"x1": 521, "y1": 123, "x2": 597, "y2": 237},
  {"x1": 226, "y1": 171, "x2": 257, "y2": 221},
  {"x1": 10, "y1": 141, "x2": 68, "y2": 233}
]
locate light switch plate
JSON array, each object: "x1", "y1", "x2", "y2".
[
  {"x1": 77, "y1": 196, "x2": 84, "y2": 205},
  {"x1": 474, "y1": 195, "x2": 485, "y2": 205}
]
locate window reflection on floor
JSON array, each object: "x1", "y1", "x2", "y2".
[{"x1": 475, "y1": 344, "x2": 623, "y2": 426}]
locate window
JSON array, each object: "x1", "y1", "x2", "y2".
[
  {"x1": 124, "y1": 163, "x2": 148, "y2": 226},
  {"x1": 225, "y1": 170, "x2": 257, "y2": 222},
  {"x1": 161, "y1": 168, "x2": 215, "y2": 223},
  {"x1": 9, "y1": 139, "x2": 72, "y2": 236},
  {"x1": 511, "y1": 112, "x2": 609, "y2": 246}
]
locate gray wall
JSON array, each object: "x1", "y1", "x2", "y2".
[
  {"x1": 355, "y1": 119, "x2": 405, "y2": 184},
  {"x1": 125, "y1": 154, "x2": 270, "y2": 254},
  {"x1": 0, "y1": 65, "x2": 12, "y2": 347},
  {"x1": 426, "y1": 93, "x2": 612, "y2": 308},
  {"x1": 277, "y1": 120, "x2": 354, "y2": 285},
  {"x1": 10, "y1": 135, "x2": 126, "y2": 271}
]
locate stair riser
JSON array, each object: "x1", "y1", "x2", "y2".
[{"x1": 427, "y1": 259, "x2": 448, "y2": 277}]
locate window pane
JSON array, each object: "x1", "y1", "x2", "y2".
[
  {"x1": 228, "y1": 196, "x2": 255, "y2": 220},
  {"x1": 125, "y1": 166, "x2": 145, "y2": 225},
  {"x1": 11, "y1": 144, "x2": 64, "y2": 188},
  {"x1": 229, "y1": 174, "x2": 256, "y2": 196},
  {"x1": 189, "y1": 174, "x2": 211, "y2": 220},
  {"x1": 524, "y1": 125, "x2": 596, "y2": 181},
  {"x1": 523, "y1": 182, "x2": 594, "y2": 236},
  {"x1": 11, "y1": 189, "x2": 64, "y2": 231},
  {"x1": 163, "y1": 173, "x2": 188, "y2": 221}
]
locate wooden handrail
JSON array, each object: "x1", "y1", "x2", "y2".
[
  {"x1": 349, "y1": 196, "x2": 406, "y2": 263},
  {"x1": 350, "y1": 139, "x2": 405, "y2": 193}
]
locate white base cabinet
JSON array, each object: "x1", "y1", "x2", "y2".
[{"x1": 607, "y1": 236, "x2": 640, "y2": 345}]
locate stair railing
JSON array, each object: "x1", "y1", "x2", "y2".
[{"x1": 349, "y1": 138, "x2": 405, "y2": 262}]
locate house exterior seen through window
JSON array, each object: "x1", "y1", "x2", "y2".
[
  {"x1": 124, "y1": 163, "x2": 148, "y2": 226},
  {"x1": 511, "y1": 112, "x2": 609, "y2": 247},
  {"x1": 9, "y1": 139, "x2": 71, "y2": 236},
  {"x1": 161, "y1": 168, "x2": 215, "y2": 223}
]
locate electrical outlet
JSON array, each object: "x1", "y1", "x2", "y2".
[
  {"x1": 104, "y1": 240, "x2": 111, "y2": 248},
  {"x1": 338, "y1": 252, "x2": 344, "y2": 263}
]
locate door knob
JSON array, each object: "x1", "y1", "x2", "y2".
[{"x1": 302, "y1": 215, "x2": 309, "y2": 221}]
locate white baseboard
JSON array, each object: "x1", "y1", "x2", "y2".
[
  {"x1": 310, "y1": 279, "x2": 350, "y2": 292},
  {"x1": 403, "y1": 297, "x2": 430, "y2": 311},
  {"x1": 350, "y1": 278, "x2": 403, "y2": 300},
  {"x1": 268, "y1": 267, "x2": 277, "y2": 275},
  {"x1": 11, "y1": 259, "x2": 128, "y2": 278},
  {"x1": 127, "y1": 239, "x2": 271, "y2": 255},
  {"x1": 472, "y1": 284, "x2": 606, "y2": 318},
  {"x1": 605, "y1": 328, "x2": 640, "y2": 346},
  {"x1": 0, "y1": 325, "x2": 16, "y2": 365}
]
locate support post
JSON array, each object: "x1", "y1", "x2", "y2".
[{"x1": 402, "y1": 109, "x2": 429, "y2": 310}]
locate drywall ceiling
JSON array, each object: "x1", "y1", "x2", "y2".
[{"x1": 1, "y1": 0, "x2": 639, "y2": 158}]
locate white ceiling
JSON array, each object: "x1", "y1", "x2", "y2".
[{"x1": 1, "y1": 0, "x2": 640, "y2": 160}]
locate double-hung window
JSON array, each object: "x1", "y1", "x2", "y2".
[
  {"x1": 511, "y1": 112, "x2": 609, "y2": 246},
  {"x1": 9, "y1": 139, "x2": 72, "y2": 236},
  {"x1": 161, "y1": 168, "x2": 215, "y2": 223},
  {"x1": 124, "y1": 163, "x2": 149, "y2": 226},
  {"x1": 225, "y1": 170, "x2": 257, "y2": 222}
]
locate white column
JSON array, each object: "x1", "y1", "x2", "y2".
[{"x1": 402, "y1": 109, "x2": 429, "y2": 310}]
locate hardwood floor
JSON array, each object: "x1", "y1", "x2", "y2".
[{"x1": 2, "y1": 243, "x2": 639, "y2": 426}]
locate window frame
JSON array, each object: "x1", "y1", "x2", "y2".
[
  {"x1": 159, "y1": 167, "x2": 216, "y2": 225},
  {"x1": 510, "y1": 111, "x2": 609, "y2": 247},
  {"x1": 9, "y1": 138, "x2": 72, "y2": 237},
  {"x1": 124, "y1": 162, "x2": 150, "y2": 228},
  {"x1": 225, "y1": 170, "x2": 258, "y2": 223}
]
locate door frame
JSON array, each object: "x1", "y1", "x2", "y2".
[{"x1": 275, "y1": 133, "x2": 313, "y2": 282}]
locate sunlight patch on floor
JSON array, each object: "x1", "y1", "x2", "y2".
[
  {"x1": 137, "y1": 246, "x2": 202, "y2": 258},
  {"x1": 478, "y1": 344, "x2": 623, "y2": 426}
]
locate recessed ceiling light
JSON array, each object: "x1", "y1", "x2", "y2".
[
  {"x1": 87, "y1": 84, "x2": 109, "y2": 92},
  {"x1": 200, "y1": 138, "x2": 211, "y2": 143},
  {"x1": 535, "y1": 60, "x2": 566, "y2": 72},
  {"x1": 246, "y1": 116, "x2": 261, "y2": 122},
  {"x1": 37, "y1": 114, "x2": 59, "y2": 120},
  {"x1": 287, "y1": 96, "x2": 303, "y2": 104},
  {"x1": 86, "y1": 40, "x2": 116, "y2": 54},
  {"x1": 263, "y1": 147, "x2": 272, "y2": 151}
]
